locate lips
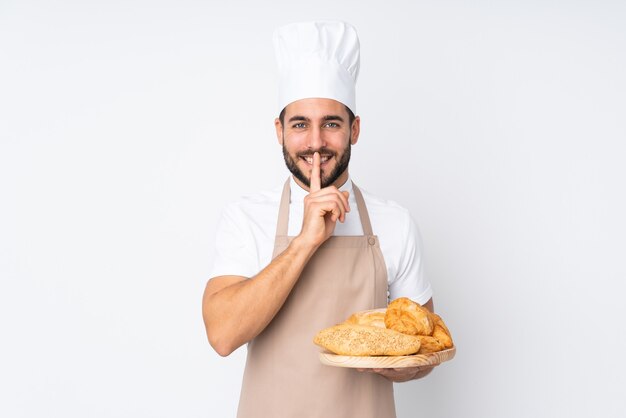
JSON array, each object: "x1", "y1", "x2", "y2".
[{"x1": 301, "y1": 155, "x2": 331, "y2": 165}]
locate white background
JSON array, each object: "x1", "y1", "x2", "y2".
[{"x1": 1, "y1": 1, "x2": 625, "y2": 417}]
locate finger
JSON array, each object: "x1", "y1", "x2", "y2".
[
  {"x1": 342, "y1": 191, "x2": 350, "y2": 213},
  {"x1": 327, "y1": 199, "x2": 344, "y2": 223},
  {"x1": 310, "y1": 152, "x2": 321, "y2": 193},
  {"x1": 312, "y1": 198, "x2": 346, "y2": 223},
  {"x1": 329, "y1": 205, "x2": 342, "y2": 223},
  {"x1": 307, "y1": 189, "x2": 350, "y2": 216}
]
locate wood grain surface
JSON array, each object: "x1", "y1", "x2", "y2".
[{"x1": 319, "y1": 347, "x2": 456, "y2": 369}]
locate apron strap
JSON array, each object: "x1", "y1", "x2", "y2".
[
  {"x1": 275, "y1": 177, "x2": 374, "y2": 237},
  {"x1": 352, "y1": 184, "x2": 374, "y2": 236},
  {"x1": 275, "y1": 179, "x2": 291, "y2": 237}
]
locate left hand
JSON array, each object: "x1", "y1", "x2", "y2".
[{"x1": 356, "y1": 366, "x2": 434, "y2": 382}]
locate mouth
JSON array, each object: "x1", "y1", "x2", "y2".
[{"x1": 300, "y1": 154, "x2": 332, "y2": 165}]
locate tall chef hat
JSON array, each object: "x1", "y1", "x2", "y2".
[{"x1": 273, "y1": 21, "x2": 360, "y2": 114}]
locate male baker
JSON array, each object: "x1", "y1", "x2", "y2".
[{"x1": 203, "y1": 21, "x2": 436, "y2": 418}]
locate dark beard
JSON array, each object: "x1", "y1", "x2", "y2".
[{"x1": 282, "y1": 143, "x2": 351, "y2": 189}]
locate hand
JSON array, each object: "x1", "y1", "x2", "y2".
[
  {"x1": 356, "y1": 366, "x2": 434, "y2": 382},
  {"x1": 298, "y1": 152, "x2": 350, "y2": 248}
]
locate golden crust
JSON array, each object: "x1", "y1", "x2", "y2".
[
  {"x1": 313, "y1": 324, "x2": 421, "y2": 356},
  {"x1": 384, "y1": 297, "x2": 434, "y2": 336},
  {"x1": 314, "y1": 298, "x2": 454, "y2": 357},
  {"x1": 416, "y1": 335, "x2": 446, "y2": 354},
  {"x1": 430, "y1": 313, "x2": 453, "y2": 349},
  {"x1": 344, "y1": 309, "x2": 386, "y2": 329}
]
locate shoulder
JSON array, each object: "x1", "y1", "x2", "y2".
[
  {"x1": 356, "y1": 185, "x2": 422, "y2": 252},
  {"x1": 216, "y1": 188, "x2": 281, "y2": 232},
  {"x1": 358, "y1": 186, "x2": 414, "y2": 225},
  {"x1": 220, "y1": 185, "x2": 282, "y2": 218}
]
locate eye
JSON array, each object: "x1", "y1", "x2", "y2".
[
  {"x1": 324, "y1": 122, "x2": 339, "y2": 128},
  {"x1": 292, "y1": 122, "x2": 307, "y2": 129}
]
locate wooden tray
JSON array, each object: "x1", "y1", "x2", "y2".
[{"x1": 319, "y1": 347, "x2": 456, "y2": 369}]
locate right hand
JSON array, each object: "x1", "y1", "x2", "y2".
[{"x1": 298, "y1": 152, "x2": 350, "y2": 248}]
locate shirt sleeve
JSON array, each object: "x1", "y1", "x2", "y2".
[
  {"x1": 388, "y1": 213, "x2": 433, "y2": 305},
  {"x1": 208, "y1": 203, "x2": 260, "y2": 279}
]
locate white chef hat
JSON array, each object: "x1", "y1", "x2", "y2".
[{"x1": 273, "y1": 21, "x2": 360, "y2": 114}]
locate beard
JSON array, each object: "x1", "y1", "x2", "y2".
[{"x1": 282, "y1": 142, "x2": 351, "y2": 189}]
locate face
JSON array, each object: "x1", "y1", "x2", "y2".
[{"x1": 275, "y1": 98, "x2": 360, "y2": 190}]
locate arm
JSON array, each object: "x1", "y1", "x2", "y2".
[
  {"x1": 203, "y1": 236, "x2": 317, "y2": 356},
  {"x1": 203, "y1": 152, "x2": 350, "y2": 356},
  {"x1": 366, "y1": 211, "x2": 435, "y2": 382}
]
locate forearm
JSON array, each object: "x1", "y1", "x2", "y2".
[{"x1": 203, "y1": 236, "x2": 318, "y2": 356}]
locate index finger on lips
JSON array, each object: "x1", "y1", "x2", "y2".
[{"x1": 310, "y1": 152, "x2": 321, "y2": 193}]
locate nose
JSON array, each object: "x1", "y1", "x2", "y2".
[{"x1": 307, "y1": 125, "x2": 326, "y2": 150}]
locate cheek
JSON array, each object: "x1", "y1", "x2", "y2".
[
  {"x1": 327, "y1": 134, "x2": 350, "y2": 150},
  {"x1": 283, "y1": 134, "x2": 309, "y2": 151}
]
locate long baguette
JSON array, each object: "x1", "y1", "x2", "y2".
[{"x1": 313, "y1": 324, "x2": 421, "y2": 356}]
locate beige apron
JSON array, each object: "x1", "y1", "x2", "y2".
[{"x1": 237, "y1": 179, "x2": 396, "y2": 418}]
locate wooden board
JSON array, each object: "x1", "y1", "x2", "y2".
[{"x1": 319, "y1": 347, "x2": 456, "y2": 369}]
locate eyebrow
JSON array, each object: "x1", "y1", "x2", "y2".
[
  {"x1": 288, "y1": 115, "x2": 310, "y2": 123},
  {"x1": 323, "y1": 115, "x2": 345, "y2": 122},
  {"x1": 287, "y1": 115, "x2": 345, "y2": 123}
]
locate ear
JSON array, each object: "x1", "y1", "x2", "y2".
[
  {"x1": 275, "y1": 118, "x2": 284, "y2": 145},
  {"x1": 350, "y1": 116, "x2": 361, "y2": 145}
]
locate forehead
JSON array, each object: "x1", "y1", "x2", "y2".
[{"x1": 283, "y1": 98, "x2": 348, "y2": 120}]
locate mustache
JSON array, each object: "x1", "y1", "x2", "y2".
[{"x1": 295, "y1": 147, "x2": 337, "y2": 158}]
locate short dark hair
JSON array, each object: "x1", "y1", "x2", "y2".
[{"x1": 279, "y1": 105, "x2": 356, "y2": 126}]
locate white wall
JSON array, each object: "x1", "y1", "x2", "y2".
[{"x1": 1, "y1": 1, "x2": 625, "y2": 417}]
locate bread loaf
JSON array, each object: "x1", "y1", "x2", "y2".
[
  {"x1": 314, "y1": 298, "x2": 453, "y2": 357},
  {"x1": 344, "y1": 309, "x2": 386, "y2": 328},
  {"x1": 384, "y1": 297, "x2": 434, "y2": 336},
  {"x1": 313, "y1": 324, "x2": 421, "y2": 356}
]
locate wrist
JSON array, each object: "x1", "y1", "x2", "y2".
[{"x1": 290, "y1": 234, "x2": 320, "y2": 256}]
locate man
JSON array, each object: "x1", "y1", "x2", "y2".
[{"x1": 203, "y1": 21, "x2": 436, "y2": 417}]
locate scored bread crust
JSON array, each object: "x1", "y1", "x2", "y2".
[
  {"x1": 314, "y1": 299, "x2": 454, "y2": 357},
  {"x1": 313, "y1": 324, "x2": 421, "y2": 356},
  {"x1": 344, "y1": 309, "x2": 386, "y2": 328}
]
